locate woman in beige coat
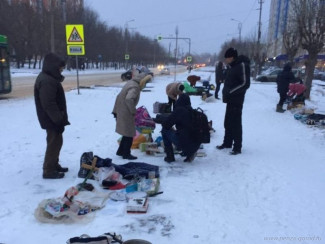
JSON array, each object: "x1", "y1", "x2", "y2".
[
  {"x1": 166, "y1": 82, "x2": 184, "y2": 111},
  {"x1": 112, "y1": 68, "x2": 147, "y2": 160}
]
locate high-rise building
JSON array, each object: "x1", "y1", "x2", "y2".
[{"x1": 266, "y1": 0, "x2": 291, "y2": 59}]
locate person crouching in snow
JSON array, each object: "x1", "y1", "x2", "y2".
[
  {"x1": 187, "y1": 75, "x2": 201, "y2": 87},
  {"x1": 112, "y1": 67, "x2": 150, "y2": 160},
  {"x1": 166, "y1": 82, "x2": 184, "y2": 111},
  {"x1": 161, "y1": 93, "x2": 201, "y2": 163}
]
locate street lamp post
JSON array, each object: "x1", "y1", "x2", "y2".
[
  {"x1": 124, "y1": 19, "x2": 135, "y2": 70},
  {"x1": 231, "y1": 18, "x2": 242, "y2": 42}
]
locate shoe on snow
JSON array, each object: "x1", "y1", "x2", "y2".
[{"x1": 43, "y1": 171, "x2": 64, "y2": 179}]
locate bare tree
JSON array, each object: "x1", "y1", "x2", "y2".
[
  {"x1": 282, "y1": 20, "x2": 301, "y2": 64},
  {"x1": 290, "y1": 0, "x2": 325, "y2": 99}
]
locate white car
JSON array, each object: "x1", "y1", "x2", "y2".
[{"x1": 160, "y1": 67, "x2": 170, "y2": 75}]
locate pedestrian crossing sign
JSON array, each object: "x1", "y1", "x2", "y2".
[{"x1": 66, "y1": 25, "x2": 84, "y2": 45}]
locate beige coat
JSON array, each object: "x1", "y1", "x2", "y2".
[
  {"x1": 166, "y1": 82, "x2": 183, "y2": 100},
  {"x1": 112, "y1": 79, "x2": 141, "y2": 137}
]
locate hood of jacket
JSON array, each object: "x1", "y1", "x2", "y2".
[
  {"x1": 175, "y1": 93, "x2": 191, "y2": 108},
  {"x1": 42, "y1": 53, "x2": 65, "y2": 81}
]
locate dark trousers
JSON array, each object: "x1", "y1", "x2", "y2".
[
  {"x1": 44, "y1": 129, "x2": 63, "y2": 173},
  {"x1": 278, "y1": 93, "x2": 287, "y2": 106},
  {"x1": 223, "y1": 103, "x2": 243, "y2": 151},
  {"x1": 161, "y1": 128, "x2": 180, "y2": 153},
  {"x1": 215, "y1": 82, "x2": 221, "y2": 99},
  {"x1": 117, "y1": 136, "x2": 133, "y2": 157},
  {"x1": 168, "y1": 96, "x2": 176, "y2": 111}
]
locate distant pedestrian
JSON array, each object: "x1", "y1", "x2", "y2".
[
  {"x1": 34, "y1": 53, "x2": 70, "y2": 179},
  {"x1": 217, "y1": 47, "x2": 250, "y2": 155},
  {"x1": 215, "y1": 61, "x2": 225, "y2": 99},
  {"x1": 112, "y1": 67, "x2": 147, "y2": 160},
  {"x1": 276, "y1": 63, "x2": 295, "y2": 113},
  {"x1": 187, "y1": 75, "x2": 201, "y2": 87},
  {"x1": 166, "y1": 82, "x2": 184, "y2": 111}
]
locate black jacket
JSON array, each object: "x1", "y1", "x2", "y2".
[
  {"x1": 162, "y1": 94, "x2": 200, "y2": 156},
  {"x1": 34, "y1": 53, "x2": 70, "y2": 132},
  {"x1": 222, "y1": 55, "x2": 250, "y2": 105},
  {"x1": 276, "y1": 64, "x2": 295, "y2": 94}
]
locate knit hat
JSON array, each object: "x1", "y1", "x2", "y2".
[{"x1": 224, "y1": 47, "x2": 238, "y2": 58}]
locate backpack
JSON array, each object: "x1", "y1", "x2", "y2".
[{"x1": 190, "y1": 107, "x2": 210, "y2": 143}]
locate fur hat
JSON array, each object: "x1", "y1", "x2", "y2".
[
  {"x1": 224, "y1": 47, "x2": 238, "y2": 58},
  {"x1": 132, "y1": 68, "x2": 146, "y2": 82}
]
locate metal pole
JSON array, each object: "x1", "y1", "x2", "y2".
[
  {"x1": 174, "y1": 26, "x2": 178, "y2": 81},
  {"x1": 76, "y1": 56, "x2": 80, "y2": 95},
  {"x1": 256, "y1": 0, "x2": 263, "y2": 76},
  {"x1": 50, "y1": 0, "x2": 55, "y2": 52}
]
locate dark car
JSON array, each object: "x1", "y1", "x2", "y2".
[
  {"x1": 256, "y1": 68, "x2": 303, "y2": 82},
  {"x1": 121, "y1": 66, "x2": 154, "y2": 81}
]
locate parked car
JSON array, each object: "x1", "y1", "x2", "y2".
[
  {"x1": 121, "y1": 66, "x2": 154, "y2": 81},
  {"x1": 159, "y1": 67, "x2": 170, "y2": 75},
  {"x1": 256, "y1": 68, "x2": 303, "y2": 82}
]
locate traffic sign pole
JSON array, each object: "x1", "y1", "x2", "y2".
[{"x1": 66, "y1": 24, "x2": 85, "y2": 95}]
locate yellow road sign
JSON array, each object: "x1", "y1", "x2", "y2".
[
  {"x1": 67, "y1": 45, "x2": 85, "y2": 55},
  {"x1": 66, "y1": 25, "x2": 84, "y2": 45}
]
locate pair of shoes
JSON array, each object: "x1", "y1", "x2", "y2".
[
  {"x1": 56, "y1": 164, "x2": 68, "y2": 173},
  {"x1": 43, "y1": 171, "x2": 65, "y2": 179},
  {"x1": 229, "y1": 150, "x2": 241, "y2": 155},
  {"x1": 116, "y1": 151, "x2": 123, "y2": 156},
  {"x1": 123, "y1": 154, "x2": 137, "y2": 160},
  {"x1": 216, "y1": 144, "x2": 232, "y2": 150},
  {"x1": 183, "y1": 153, "x2": 197, "y2": 162}
]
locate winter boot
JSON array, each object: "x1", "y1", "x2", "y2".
[
  {"x1": 78, "y1": 152, "x2": 94, "y2": 178},
  {"x1": 164, "y1": 146, "x2": 175, "y2": 163},
  {"x1": 276, "y1": 104, "x2": 285, "y2": 113}
]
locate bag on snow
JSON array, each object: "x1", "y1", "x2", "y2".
[
  {"x1": 135, "y1": 106, "x2": 156, "y2": 129},
  {"x1": 190, "y1": 107, "x2": 210, "y2": 144}
]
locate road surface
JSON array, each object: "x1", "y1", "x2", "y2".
[{"x1": 1, "y1": 66, "x2": 187, "y2": 100}]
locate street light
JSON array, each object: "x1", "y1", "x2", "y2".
[
  {"x1": 231, "y1": 18, "x2": 242, "y2": 42},
  {"x1": 124, "y1": 19, "x2": 135, "y2": 69}
]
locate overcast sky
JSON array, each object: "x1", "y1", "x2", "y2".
[{"x1": 84, "y1": 0, "x2": 271, "y2": 55}]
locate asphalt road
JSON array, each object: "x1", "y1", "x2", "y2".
[{"x1": 1, "y1": 66, "x2": 187, "y2": 100}]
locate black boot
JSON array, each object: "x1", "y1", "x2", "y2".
[{"x1": 164, "y1": 146, "x2": 175, "y2": 163}]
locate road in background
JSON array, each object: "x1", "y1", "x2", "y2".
[{"x1": 1, "y1": 66, "x2": 187, "y2": 100}]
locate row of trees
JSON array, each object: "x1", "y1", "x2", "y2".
[{"x1": 0, "y1": 0, "x2": 171, "y2": 69}]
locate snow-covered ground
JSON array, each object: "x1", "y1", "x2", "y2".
[{"x1": 0, "y1": 67, "x2": 324, "y2": 244}]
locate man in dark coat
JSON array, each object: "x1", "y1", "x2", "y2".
[
  {"x1": 217, "y1": 47, "x2": 250, "y2": 155},
  {"x1": 276, "y1": 63, "x2": 295, "y2": 112},
  {"x1": 161, "y1": 93, "x2": 201, "y2": 163},
  {"x1": 34, "y1": 53, "x2": 70, "y2": 179}
]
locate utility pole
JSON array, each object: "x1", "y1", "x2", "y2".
[
  {"x1": 174, "y1": 26, "x2": 178, "y2": 81},
  {"x1": 50, "y1": 0, "x2": 55, "y2": 53},
  {"x1": 256, "y1": 0, "x2": 264, "y2": 77}
]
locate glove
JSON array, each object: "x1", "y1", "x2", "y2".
[{"x1": 112, "y1": 112, "x2": 117, "y2": 119}]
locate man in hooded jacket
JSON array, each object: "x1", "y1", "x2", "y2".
[
  {"x1": 34, "y1": 53, "x2": 70, "y2": 179},
  {"x1": 217, "y1": 47, "x2": 250, "y2": 155},
  {"x1": 161, "y1": 93, "x2": 201, "y2": 163}
]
